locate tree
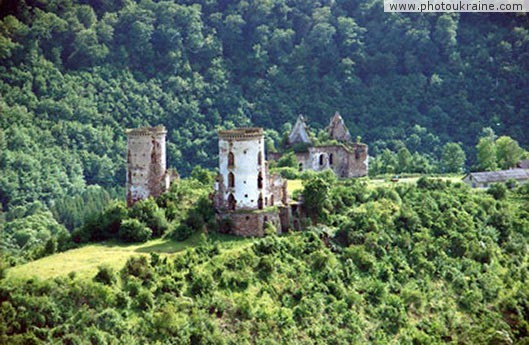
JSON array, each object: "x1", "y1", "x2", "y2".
[
  {"x1": 476, "y1": 137, "x2": 497, "y2": 171},
  {"x1": 441, "y1": 142, "x2": 466, "y2": 173},
  {"x1": 302, "y1": 176, "x2": 331, "y2": 223},
  {"x1": 396, "y1": 147, "x2": 412, "y2": 174},
  {"x1": 496, "y1": 136, "x2": 524, "y2": 169}
]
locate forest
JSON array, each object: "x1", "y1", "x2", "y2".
[
  {"x1": 1, "y1": 0, "x2": 529, "y2": 342},
  {"x1": 0, "y1": 0, "x2": 528, "y2": 211}
]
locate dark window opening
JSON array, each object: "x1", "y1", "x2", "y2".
[
  {"x1": 228, "y1": 152, "x2": 234, "y2": 167},
  {"x1": 258, "y1": 194, "x2": 263, "y2": 210},
  {"x1": 228, "y1": 193, "x2": 236, "y2": 211},
  {"x1": 355, "y1": 149, "x2": 361, "y2": 160},
  {"x1": 265, "y1": 197, "x2": 268, "y2": 206},
  {"x1": 270, "y1": 195, "x2": 274, "y2": 206},
  {"x1": 298, "y1": 163, "x2": 303, "y2": 172},
  {"x1": 258, "y1": 172, "x2": 263, "y2": 189},
  {"x1": 319, "y1": 154, "x2": 324, "y2": 166},
  {"x1": 228, "y1": 172, "x2": 235, "y2": 188},
  {"x1": 151, "y1": 137, "x2": 157, "y2": 163},
  {"x1": 329, "y1": 153, "x2": 334, "y2": 165},
  {"x1": 264, "y1": 216, "x2": 268, "y2": 223},
  {"x1": 258, "y1": 151, "x2": 262, "y2": 165}
]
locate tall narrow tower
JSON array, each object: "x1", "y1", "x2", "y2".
[
  {"x1": 217, "y1": 128, "x2": 266, "y2": 211},
  {"x1": 126, "y1": 126, "x2": 169, "y2": 206}
]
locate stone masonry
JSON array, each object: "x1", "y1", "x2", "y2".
[{"x1": 126, "y1": 126, "x2": 172, "y2": 207}]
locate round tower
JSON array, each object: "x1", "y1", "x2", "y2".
[
  {"x1": 218, "y1": 128, "x2": 266, "y2": 211},
  {"x1": 126, "y1": 126, "x2": 169, "y2": 206}
]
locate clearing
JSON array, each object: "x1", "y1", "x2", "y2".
[{"x1": 6, "y1": 233, "x2": 251, "y2": 282}]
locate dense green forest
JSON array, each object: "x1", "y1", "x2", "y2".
[
  {"x1": 2, "y1": 175, "x2": 529, "y2": 343},
  {"x1": 0, "y1": 0, "x2": 529, "y2": 212},
  {"x1": 1, "y1": 1, "x2": 529, "y2": 342}
]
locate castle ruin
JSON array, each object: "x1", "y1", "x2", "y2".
[
  {"x1": 214, "y1": 128, "x2": 290, "y2": 236},
  {"x1": 271, "y1": 112, "x2": 368, "y2": 178},
  {"x1": 126, "y1": 126, "x2": 174, "y2": 207}
]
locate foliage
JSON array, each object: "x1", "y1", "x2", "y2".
[
  {"x1": 3, "y1": 177, "x2": 529, "y2": 343},
  {"x1": 118, "y1": 219, "x2": 152, "y2": 243},
  {"x1": 0, "y1": 0, "x2": 528, "y2": 214},
  {"x1": 440, "y1": 142, "x2": 466, "y2": 173}
]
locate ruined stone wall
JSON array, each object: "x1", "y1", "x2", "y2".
[
  {"x1": 217, "y1": 210, "x2": 281, "y2": 237},
  {"x1": 294, "y1": 152, "x2": 311, "y2": 172},
  {"x1": 307, "y1": 145, "x2": 349, "y2": 177},
  {"x1": 266, "y1": 173, "x2": 285, "y2": 207},
  {"x1": 267, "y1": 152, "x2": 283, "y2": 161},
  {"x1": 305, "y1": 144, "x2": 368, "y2": 178},
  {"x1": 346, "y1": 143, "x2": 368, "y2": 178},
  {"x1": 126, "y1": 127, "x2": 169, "y2": 206}
]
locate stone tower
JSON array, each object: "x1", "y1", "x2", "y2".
[
  {"x1": 216, "y1": 128, "x2": 266, "y2": 211},
  {"x1": 214, "y1": 127, "x2": 289, "y2": 236},
  {"x1": 126, "y1": 126, "x2": 170, "y2": 207}
]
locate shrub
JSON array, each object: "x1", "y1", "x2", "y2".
[
  {"x1": 136, "y1": 289, "x2": 154, "y2": 310},
  {"x1": 118, "y1": 219, "x2": 152, "y2": 243},
  {"x1": 275, "y1": 167, "x2": 299, "y2": 179},
  {"x1": 122, "y1": 256, "x2": 154, "y2": 282},
  {"x1": 172, "y1": 224, "x2": 194, "y2": 241},
  {"x1": 129, "y1": 198, "x2": 169, "y2": 237},
  {"x1": 487, "y1": 183, "x2": 507, "y2": 200},
  {"x1": 93, "y1": 265, "x2": 116, "y2": 285}
]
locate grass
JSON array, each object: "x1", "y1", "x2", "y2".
[
  {"x1": 367, "y1": 175, "x2": 464, "y2": 189},
  {"x1": 287, "y1": 179, "x2": 303, "y2": 194},
  {"x1": 6, "y1": 232, "x2": 252, "y2": 282}
]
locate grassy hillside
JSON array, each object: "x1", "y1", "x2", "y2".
[
  {"x1": 6, "y1": 236, "x2": 197, "y2": 281},
  {"x1": 1, "y1": 177, "x2": 529, "y2": 344}
]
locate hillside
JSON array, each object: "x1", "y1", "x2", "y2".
[
  {"x1": 0, "y1": 1, "x2": 528, "y2": 211},
  {"x1": 2, "y1": 178, "x2": 529, "y2": 343}
]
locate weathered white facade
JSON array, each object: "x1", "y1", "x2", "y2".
[
  {"x1": 218, "y1": 128, "x2": 266, "y2": 210},
  {"x1": 126, "y1": 126, "x2": 170, "y2": 206},
  {"x1": 214, "y1": 128, "x2": 290, "y2": 236}
]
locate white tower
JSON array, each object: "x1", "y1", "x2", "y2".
[{"x1": 218, "y1": 128, "x2": 266, "y2": 211}]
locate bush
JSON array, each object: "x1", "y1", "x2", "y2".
[
  {"x1": 93, "y1": 265, "x2": 116, "y2": 285},
  {"x1": 129, "y1": 198, "x2": 169, "y2": 237},
  {"x1": 118, "y1": 219, "x2": 152, "y2": 243},
  {"x1": 487, "y1": 183, "x2": 507, "y2": 200},
  {"x1": 275, "y1": 167, "x2": 299, "y2": 179}
]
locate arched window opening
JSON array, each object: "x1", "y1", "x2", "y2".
[
  {"x1": 257, "y1": 172, "x2": 263, "y2": 189},
  {"x1": 228, "y1": 193, "x2": 236, "y2": 211},
  {"x1": 329, "y1": 153, "x2": 334, "y2": 166},
  {"x1": 258, "y1": 151, "x2": 262, "y2": 166},
  {"x1": 228, "y1": 172, "x2": 235, "y2": 188},
  {"x1": 298, "y1": 163, "x2": 303, "y2": 172},
  {"x1": 258, "y1": 194, "x2": 263, "y2": 210},
  {"x1": 228, "y1": 152, "x2": 235, "y2": 167},
  {"x1": 319, "y1": 154, "x2": 324, "y2": 166}
]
